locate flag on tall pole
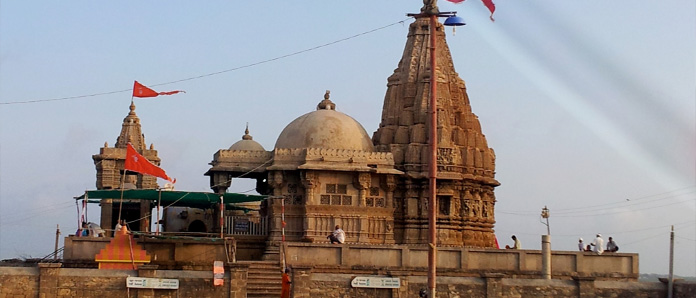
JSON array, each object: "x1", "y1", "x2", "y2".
[
  {"x1": 124, "y1": 143, "x2": 176, "y2": 183},
  {"x1": 446, "y1": 0, "x2": 496, "y2": 21},
  {"x1": 132, "y1": 81, "x2": 185, "y2": 98}
]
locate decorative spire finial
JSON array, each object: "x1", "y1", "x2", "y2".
[
  {"x1": 317, "y1": 90, "x2": 336, "y2": 110},
  {"x1": 242, "y1": 123, "x2": 253, "y2": 140},
  {"x1": 421, "y1": 0, "x2": 439, "y2": 15}
]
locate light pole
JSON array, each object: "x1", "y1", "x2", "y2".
[
  {"x1": 407, "y1": 1, "x2": 465, "y2": 297},
  {"x1": 541, "y1": 206, "x2": 550, "y2": 235},
  {"x1": 540, "y1": 206, "x2": 551, "y2": 279}
]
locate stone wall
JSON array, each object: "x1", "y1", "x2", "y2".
[
  {"x1": 63, "y1": 235, "x2": 233, "y2": 269},
  {"x1": 0, "y1": 263, "x2": 247, "y2": 298},
  {"x1": 2, "y1": 262, "x2": 696, "y2": 298},
  {"x1": 284, "y1": 243, "x2": 639, "y2": 280},
  {"x1": 0, "y1": 267, "x2": 38, "y2": 297},
  {"x1": 289, "y1": 267, "x2": 694, "y2": 298}
]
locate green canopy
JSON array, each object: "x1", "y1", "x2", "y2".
[{"x1": 76, "y1": 189, "x2": 266, "y2": 208}]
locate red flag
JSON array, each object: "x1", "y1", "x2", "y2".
[
  {"x1": 125, "y1": 143, "x2": 175, "y2": 183},
  {"x1": 481, "y1": 0, "x2": 496, "y2": 21},
  {"x1": 132, "y1": 81, "x2": 185, "y2": 98},
  {"x1": 445, "y1": 0, "x2": 496, "y2": 21}
]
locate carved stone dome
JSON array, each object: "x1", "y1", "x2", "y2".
[
  {"x1": 274, "y1": 91, "x2": 375, "y2": 152},
  {"x1": 229, "y1": 126, "x2": 265, "y2": 151}
]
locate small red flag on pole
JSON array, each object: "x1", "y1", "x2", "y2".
[
  {"x1": 124, "y1": 143, "x2": 176, "y2": 183},
  {"x1": 445, "y1": 0, "x2": 496, "y2": 22},
  {"x1": 132, "y1": 81, "x2": 185, "y2": 98}
]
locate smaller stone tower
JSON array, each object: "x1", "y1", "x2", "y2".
[{"x1": 92, "y1": 101, "x2": 162, "y2": 233}]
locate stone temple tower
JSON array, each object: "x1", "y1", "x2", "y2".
[
  {"x1": 372, "y1": 15, "x2": 499, "y2": 247},
  {"x1": 92, "y1": 101, "x2": 162, "y2": 233}
]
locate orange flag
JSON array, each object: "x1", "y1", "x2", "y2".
[
  {"x1": 446, "y1": 0, "x2": 496, "y2": 21},
  {"x1": 124, "y1": 143, "x2": 175, "y2": 183},
  {"x1": 132, "y1": 81, "x2": 184, "y2": 98}
]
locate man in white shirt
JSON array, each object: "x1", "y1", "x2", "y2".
[
  {"x1": 506, "y1": 235, "x2": 521, "y2": 249},
  {"x1": 591, "y1": 233, "x2": 604, "y2": 255},
  {"x1": 327, "y1": 225, "x2": 345, "y2": 244},
  {"x1": 578, "y1": 238, "x2": 584, "y2": 251}
]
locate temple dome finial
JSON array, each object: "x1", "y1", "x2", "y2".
[
  {"x1": 316, "y1": 90, "x2": 336, "y2": 110},
  {"x1": 228, "y1": 124, "x2": 264, "y2": 151},
  {"x1": 242, "y1": 123, "x2": 252, "y2": 140}
]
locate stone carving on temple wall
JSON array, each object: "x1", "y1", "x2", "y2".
[
  {"x1": 301, "y1": 171, "x2": 317, "y2": 205},
  {"x1": 270, "y1": 171, "x2": 284, "y2": 197}
]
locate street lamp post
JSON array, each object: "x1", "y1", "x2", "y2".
[
  {"x1": 407, "y1": 1, "x2": 465, "y2": 297},
  {"x1": 541, "y1": 206, "x2": 550, "y2": 235},
  {"x1": 541, "y1": 206, "x2": 551, "y2": 279}
]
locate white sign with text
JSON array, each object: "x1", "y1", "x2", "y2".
[
  {"x1": 351, "y1": 276, "x2": 400, "y2": 289},
  {"x1": 126, "y1": 277, "x2": 179, "y2": 289}
]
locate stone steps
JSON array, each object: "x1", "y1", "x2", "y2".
[{"x1": 240, "y1": 260, "x2": 282, "y2": 298}]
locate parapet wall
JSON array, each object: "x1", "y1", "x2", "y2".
[
  {"x1": 0, "y1": 263, "x2": 248, "y2": 298},
  {"x1": 1, "y1": 262, "x2": 695, "y2": 298},
  {"x1": 284, "y1": 243, "x2": 638, "y2": 280}
]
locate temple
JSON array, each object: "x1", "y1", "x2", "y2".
[{"x1": 25, "y1": 2, "x2": 658, "y2": 297}]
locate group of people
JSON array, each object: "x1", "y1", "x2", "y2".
[
  {"x1": 502, "y1": 234, "x2": 619, "y2": 255},
  {"x1": 578, "y1": 234, "x2": 619, "y2": 255},
  {"x1": 76, "y1": 220, "x2": 130, "y2": 237},
  {"x1": 77, "y1": 222, "x2": 106, "y2": 237}
]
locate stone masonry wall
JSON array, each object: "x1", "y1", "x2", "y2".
[
  {"x1": 290, "y1": 267, "x2": 696, "y2": 298},
  {"x1": 0, "y1": 267, "x2": 38, "y2": 298},
  {"x1": 0, "y1": 263, "x2": 247, "y2": 298},
  {"x1": 2, "y1": 263, "x2": 696, "y2": 298}
]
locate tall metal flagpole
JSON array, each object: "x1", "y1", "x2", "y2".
[
  {"x1": 427, "y1": 12, "x2": 439, "y2": 298},
  {"x1": 407, "y1": 2, "x2": 464, "y2": 296}
]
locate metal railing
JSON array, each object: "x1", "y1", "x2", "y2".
[{"x1": 224, "y1": 216, "x2": 268, "y2": 236}]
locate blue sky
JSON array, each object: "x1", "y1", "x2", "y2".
[{"x1": 1, "y1": 1, "x2": 694, "y2": 275}]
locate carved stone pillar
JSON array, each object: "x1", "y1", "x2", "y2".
[
  {"x1": 383, "y1": 175, "x2": 397, "y2": 209},
  {"x1": 270, "y1": 171, "x2": 284, "y2": 197},
  {"x1": 211, "y1": 172, "x2": 231, "y2": 194},
  {"x1": 301, "y1": 171, "x2": 317, "y2": 205},
  {"x1": 354, "y1": 173, "x2": 371, "y2": 243},
  {"x1": 353, "y1": 172, "x2": 371, "y2": 206},
  {"x1": 382, "y1": 175, "x2": 397, "y2": 244},
  {"x1": 267, "y1": 171, "x2": 284, "y2": 243}
]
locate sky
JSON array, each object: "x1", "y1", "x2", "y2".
[{"x1": 0, "y1": 1, "x2": 694, "y2": 276}]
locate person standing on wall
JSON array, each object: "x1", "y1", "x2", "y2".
[{"x1": 590, "y1": 233, "x2": 604, "y2": 255}]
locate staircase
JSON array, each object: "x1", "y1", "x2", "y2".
[{"x1": 241, "y1": 260, "x2": 283, "y2": 298}]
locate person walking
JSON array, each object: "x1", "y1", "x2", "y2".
[{"x1": 281, "y1": 268, "x2": 291, "y2": 298}]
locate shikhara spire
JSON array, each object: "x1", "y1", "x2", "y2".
[{"x1": 372, "y1": 15, "x2": 499, "y2": 247}]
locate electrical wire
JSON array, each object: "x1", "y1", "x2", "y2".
[
  {"x1": 0, "y1": 18, "x2": 411, "y2": 106},
  {"x1": 497, "y1": 185, "x2": 696, "y2": 216}
]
